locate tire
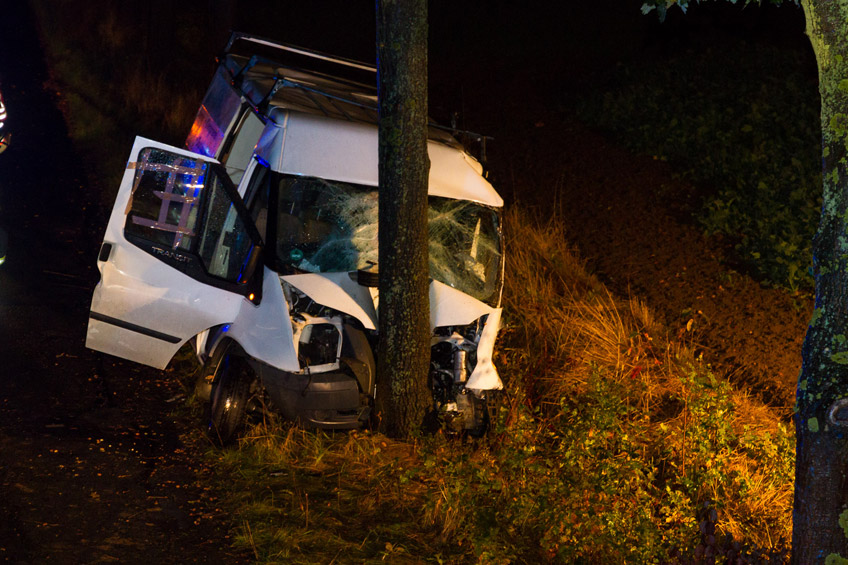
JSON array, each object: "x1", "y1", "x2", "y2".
[{"x1": 207, "y1": 351, "x2": 258, "y2": 446}]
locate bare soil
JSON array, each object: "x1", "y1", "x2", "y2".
[
  {"x1": 555, "y1": 119, "x2": 808, "y2": 413},
  {"x1": 483, "y1": 94, "x2": 809, "y2": 415}
]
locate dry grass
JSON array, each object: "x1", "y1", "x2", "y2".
[
  {"x1": 499, "y1": 206, "x2": 793, "y2": 552},
  {"x1": 204, "y1": 207, "x2": 793, "y2": 562}
]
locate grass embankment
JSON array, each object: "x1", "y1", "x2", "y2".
[
  {"x1": 203, "y1": 209, "x2": 793, "y2": 563},
  {"x1": 32, "y1": 3, "x2": 794, "y2": 561},
  {"x1": 579, "y1": 36, "x2": 821, "y2": 293}
]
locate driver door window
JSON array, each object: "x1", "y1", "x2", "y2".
[{"x1": 124, "y1": 146, "x2": 261, "y2": 291}]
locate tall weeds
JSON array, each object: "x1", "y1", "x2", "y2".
[{"x1": 208, "y1": 207, "x2": 793, "y2": 563}]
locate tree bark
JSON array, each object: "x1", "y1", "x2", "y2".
[
  {"x1": 793, "y1": 1, "x2": 848, "y2": 562},
  {"x1": 375, "y1": 0, "x2": 432, "y2": 437}
]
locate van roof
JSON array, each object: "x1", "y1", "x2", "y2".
[
  {"x1": 255, "y1": 110, "x2": 503, "y2": 208},
  {"x1": 224, "y1": 34, "x2": 503, "y2": 208},
  {"x1": 224, "y1": 54, "x2": 382, "y2": 126}
]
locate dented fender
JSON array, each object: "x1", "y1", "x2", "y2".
[
  {"x1": 466, "y1": 308, "x2": 502, "y2": 391},
  {"x1": 282, "y1": 273, "x2": 503, "y2": 391}
]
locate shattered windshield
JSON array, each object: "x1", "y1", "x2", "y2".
[
  {"x1": 247, "y1": 166, "x2": 503, "y2": 304},
  {"x1": 428, "y1": 198, "x2": 502, "y2": 303}
]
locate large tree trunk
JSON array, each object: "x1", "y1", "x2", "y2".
[
  {"x1": 374, "y1": 0, "x2": 432, "y2": 437},
  {"x1": 793, "y1": 1, "x2": 848, "y2": 562}
]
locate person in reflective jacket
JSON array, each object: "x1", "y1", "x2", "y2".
[{"x1": 0, "y1": 88, "x2": 9, "y2": 154}]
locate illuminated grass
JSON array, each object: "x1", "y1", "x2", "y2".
[{"x1": 204, "y1": 208, "x2": 793, "y2": 563}]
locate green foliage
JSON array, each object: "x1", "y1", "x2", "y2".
[
  {"x1": 422, "y1": 367, "x2": 792, "y2": 562},
  {"x1": 826, "y1": 553, "x2": 848, "y2": 565},
  {"x1": 579, "y1": 40, "x2": 821, "y2": 291},
  {"x1": 641, "y1": 0, "x2": 789, "y2": 21},
  {"x1": 426, "y1": 375, "x2": 687, "y2": 563}
]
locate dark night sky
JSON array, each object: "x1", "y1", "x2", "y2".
[
  {"x1": 223, "y1": 1, "x2": 809, "y2": 73},
  {"x1": 158, "y1": 0, "x2": 798, "y2": 143},
  {"x1": 213, "y1": 1, "x2": 813, "y2": 115}
]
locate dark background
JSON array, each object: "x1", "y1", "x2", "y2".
[{"x1": 0, "y1": 0, "x2": 814, "y2": 561}]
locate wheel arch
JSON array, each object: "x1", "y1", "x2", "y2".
[{"x1": 195, "y1": 333, "x2": 251, "y2": 402}]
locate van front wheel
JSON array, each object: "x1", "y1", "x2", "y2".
[{"x1": 207, "y1": 353, "x2": 257, "y2": 446}]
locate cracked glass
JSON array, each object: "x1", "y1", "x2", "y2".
[{"x1": 247, "y1": 165, "x2": 503, "y2": 304}]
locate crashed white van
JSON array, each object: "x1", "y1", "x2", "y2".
[{"x1": 86, "y1": 33, "x2": 504, "y2": 442}]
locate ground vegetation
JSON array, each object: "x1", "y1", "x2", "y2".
[{"x1": 31, "y1": 0, "x2": 804, "y2": 560}]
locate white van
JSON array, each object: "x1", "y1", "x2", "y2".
[{"x1": 86, "y1": 33, "x2": 504, "y2": 443}]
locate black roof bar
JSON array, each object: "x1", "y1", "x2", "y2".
[
  {"x1": 225, "y1": 32, "x2": 376, "y2": 74},
  {"x1": 224, "y1": 31, "x2": 492, "y2": 163}
]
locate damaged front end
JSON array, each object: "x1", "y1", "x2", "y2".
[
  {"x1": 272, "y1": 273, "x2": 502, "y2": 434},
  {"x1": 267, "y1": 276, "x2": 376, "y2": 429},
  {"x1": 235, "y1": 164, "x2": 504, "y2": 433},
  {"x1": 430, "y1": 314, "x2": 498, "y2": 435}
]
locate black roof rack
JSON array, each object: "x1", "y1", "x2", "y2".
[
  {"x1": 222, "y1": 31, "x2": 492, "y2": 164},
  {"x1": 225, "y1": 32, "x2": 376, "y2": 87}
]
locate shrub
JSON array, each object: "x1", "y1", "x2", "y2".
[{"x1": 579, "y1": 40, "x2": 821, "y2": 291}]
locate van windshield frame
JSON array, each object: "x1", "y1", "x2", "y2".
[{"x1": 246, "y1": 164, "x2": 503, "y2": 305}]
